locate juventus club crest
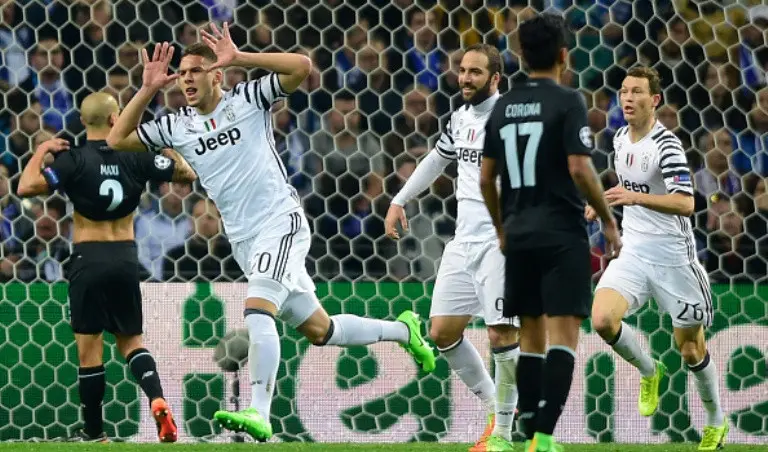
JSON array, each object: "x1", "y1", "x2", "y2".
[
  {"x1": 640, "y1": 152, "x2": 651, "y2": 172},
  {"x1": 182, "y1": 115, "x2": 194, "y2": 131},
  {"x1": 225, "y1": 105, "x2": 236, "y2": 122}
]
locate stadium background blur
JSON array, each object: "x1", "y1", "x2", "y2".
[{"x1": 0, "y1": 0, "x2": 767, "y2": 285}]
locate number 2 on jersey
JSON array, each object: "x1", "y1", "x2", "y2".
[
  {"x1": 499, "y1": 122, "x2": 543, "y2": 188},
  {"x1": 99, "y1": 179, "x2": 124, "y2": 211}
]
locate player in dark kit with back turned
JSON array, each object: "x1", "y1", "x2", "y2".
[
  {"x1": 16, "y1": 92, "x2": 196, "y2": 443},
  {"x1": 479, "y1": 14, "x2": 621, "y2": 452}
]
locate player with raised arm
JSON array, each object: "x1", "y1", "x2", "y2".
[
  {"x1": 587, "y1": 66, "x2": 728, "y2": 451},
  {"x1": 106, "y1": 25, "x2": 435, "y2": 442},
  {"x1": 480, "y1": 14, "x2": 621, "y2": 452},
  {"x1": 385, "y1": 44, "x2": 520, "y2": 452},
  {"x1": 17, "y1": 92, "x2": 197, "y2": 443}
]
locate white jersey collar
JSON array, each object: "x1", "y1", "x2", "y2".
[{"x1": 628, "y1": 119, "x2": 663, "y2": 144}]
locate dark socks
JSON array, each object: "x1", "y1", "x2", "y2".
[
  {"x1": 516, "y1": 353, "x2": 545, "y2": 440},
  {"x1": 78, "y1": 365, "x2": 106, "y2": 437},
  {"x1": 126, "y1": 348, "x2": 164, "y2": 403},
  {"x1": 537, "y1": 347, "x2": 576, "y2": 435}
]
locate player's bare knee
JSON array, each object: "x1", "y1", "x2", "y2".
[
  {"x1": 114, "y1": 334, "x2": 144, "y2": 359},
  {"x1": 592, "y1": 312, "x2": 621, "y2": 340},
  {"x1": 674, "y1": 326, "x2": 706, "y2": 365},
  {"x1": 296, "y1": 310, "x2": 333, "y2": 346},
  {"x1": 486, "y1": 324, "x2": 517, "y2": 349},
  {"x1": 305, "y1": 325, "x2": 330, "y2": 346},
  {"x1": 74, "y1": 334, "x2": 104, "y2": 367},
  {"x1": 547, "y1": 316, "x2": 582, "y2": 350},
  {"x1": 679, "y1": 339, "x2": 706, "y2": 366},
  {"x1": 592, "y1": 289, "x2": 627, "y2": 340},
  {"x1": 429, "y1": 324, "x2": 462, "y2": 350},
  {"x1": 519, "y1": 318, "x2": 547, "y2": 354},
  {"x1": 428, "y1": 316, "x2": 471, "y2": 349},
  {"x1": 77, "y1": 347, "x2": 102, "y2": 367}
]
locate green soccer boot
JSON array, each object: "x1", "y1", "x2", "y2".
[
  {"x1": 698, "y1": 419, "x2": 729, "y2": 451},
  {"x1": 214, "y1": 407, "x2": 273, "y2": 442},
  {"x1": 484, "y1": 434, "x2": 515, "y2": 451},
  {"x1": 397, "y1": 310, "x2": 436, "y2": 373},
  {"x1": 638, "y1": 360, "x2": 667, "y2": 417},
  {"x1": 529, "y1": 433, "x2": 564, "y2": 451}
]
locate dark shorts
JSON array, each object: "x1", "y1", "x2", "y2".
[
  {"x1": 68, "y1": 241, "x2": 143, "y2": 336},
  {"x1": 504, "y1": 237, "x2": 593, "y2": 319}
]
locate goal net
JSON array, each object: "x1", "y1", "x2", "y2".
[{"x1": 0, "y1": 0, "x2": 766, "y2": 444}]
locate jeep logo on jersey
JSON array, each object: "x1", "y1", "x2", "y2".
[
  {"x1": 458, "y1": 148, "x2": 482, "y2": 167},
  {"x1": 194, "y1": 128, "x2": 242, "y2": 155},
  {"x1": 619, "y1": 175, "x2": 650, "y2": 193}
]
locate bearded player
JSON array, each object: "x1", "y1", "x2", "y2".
[
  {"x1": 107, "y1": 24, "x2": 436, "y2": 442},
  {"x1": 385, "y1": 44, "x2": 519, "y2": 452},
  {"x1": 588, "y1": 66, "x2": 728, "y2": 451}
]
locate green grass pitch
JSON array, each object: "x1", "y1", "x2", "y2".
[{"x1": 0, "y1": 444, "x2": 765, "y2": 452}]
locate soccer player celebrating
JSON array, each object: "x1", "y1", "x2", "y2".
[
  {"x1": 480, "y1": 14, "x2": 620, "y2": 452},
  {"x1": 385, "y1": 44, "x2": 520, "y2": 452},
  {"x1": 106, "y1": 26, "x2": 435, "y2": 442},
  {"x1": 18, "y1": 92, "x2": 197, "y2": 442},
  {"x1": 588, "y1": 66, "x2": 728, "y2": 451}
]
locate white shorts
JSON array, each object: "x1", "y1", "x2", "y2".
[
  {"x1": 431, "y1": 240, "x2": 519, "y2": 327},
  {"x1": 595, "y1": 252, "x2": 713, "y2": 328},
  {"x1": 231, "y1": 210, "x2": 321, "y2": 328}
]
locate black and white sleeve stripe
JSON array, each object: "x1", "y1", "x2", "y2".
[
  {"x1": 611, "y1": 126, "x2": 628, "y2": 169},
  {"x1": 655, "y1": 132, "x2": 693, "y2": 195},
  {"x1": 136, "y1": 113, "x2": 176, "y2": 153},
  {"x1": 434, "y1": 118, "x2": 456, "y2": 160},
  {"x1": 236, "y1": 73, "x2": 288, "y2": 110}
]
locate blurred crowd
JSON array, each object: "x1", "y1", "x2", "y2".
[{"x1": 0, "y1": 0, "x2": 767, "y2": 285}]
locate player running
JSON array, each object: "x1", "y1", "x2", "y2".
[
  {"x1": 385, "y1": 44, "x2": 520, "y2": 452},
  {"x1": 481, "y1": 14, "x2": 620, "y2": 452},
  {"x1": 18, "y1": 92, "x2": 196, "y2": 443},
  {"x1": 106, "y1": 25, "x2": 435, "y2": 442},
  {"x1": 588, "y1": 66, "x2": 728, "y2": 451}
]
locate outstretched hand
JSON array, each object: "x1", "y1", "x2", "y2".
[
  {"x1": 384, "y1": 204, "x2": 408, "y2": 239},
  {"x1": 201, "y1": 22, "x2": 240, "y2": 71},
  {"x1": 141, "y1": 42, "x2": 179, "y2": 90}
]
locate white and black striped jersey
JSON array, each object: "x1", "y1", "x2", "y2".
[
  {"x1": 136, "y1": 73, "x2": 300, "y2": 242},
  {"x1": 434, "y1": 92, "x2": 501, "y2": 242},
  {"x1": 612, "y1": 120, "x2": 697, "y2": 265}
]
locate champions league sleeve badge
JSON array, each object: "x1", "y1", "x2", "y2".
[
  {"x1": 579, "y1": 126, "x2": 593, "y2": 149},
  {"x1": 154, "y1": 155, "x2": 172, "y2": 170}
]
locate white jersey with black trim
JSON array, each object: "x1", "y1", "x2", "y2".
[
  {"x1": 136, "y1": 73, "x2": 301, "y2": 242},
  {"x1": 612, "y1": 120, "x2": 696, "y2": 265},
  {"x1": 435, "y1": 92, "x2": 500, "y2": 242}
]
